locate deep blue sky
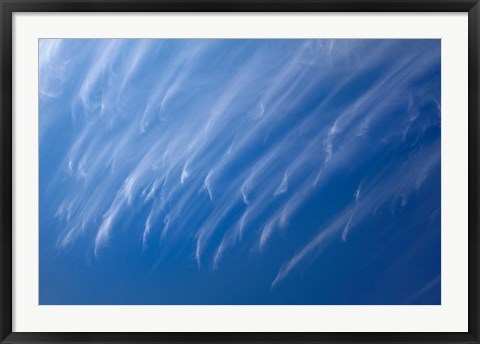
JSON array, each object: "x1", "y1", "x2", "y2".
[{"x1": 39, "y1": 39, "x2": 441, "y2": 305}]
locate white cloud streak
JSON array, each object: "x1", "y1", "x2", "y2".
[{"x1": 40, "y1": 39, "x2": 441, "y2": 290}]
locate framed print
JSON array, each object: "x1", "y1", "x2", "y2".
[{"x1": 1, "y1": 1, "x2": 479, "y2": 343}]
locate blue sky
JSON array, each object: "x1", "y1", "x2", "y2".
[{"x1": 39, "y1": 39, "x2": 441, "y2": 305}]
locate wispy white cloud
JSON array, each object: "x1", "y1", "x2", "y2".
[
  {"x1": 40, "y1": 39, "x2": 440, "y2": 293},
  {"x1": 406, "y1": 275, "x2": 441, "y2": 304},
  {"x1": 39, "y1": 39, "x2": 69, "y2": 98},
  {"x1": 272, "y1": 142, "x2": 440, "y2": 286}
]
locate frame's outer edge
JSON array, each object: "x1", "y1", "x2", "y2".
[
  {"x1": 0, "y1": 0, "x2": 13, "y2": 342},
  {"x1": 469, "y1": 1, "x2": 480, "y2": 343},
  {"x1": 0, "y1": 0, "x2": 478, "y2": 12},
  {"x1": 0, "y1": 1, "x2": 479, "y2": 344}
]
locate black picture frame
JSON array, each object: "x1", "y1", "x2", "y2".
[{"x1": 1, "y1": 0, "x2": 479, "y2": 343}]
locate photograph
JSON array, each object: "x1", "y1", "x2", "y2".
[{"x1": 38, "y1": 38, "x2": 441, "y2": 305}]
